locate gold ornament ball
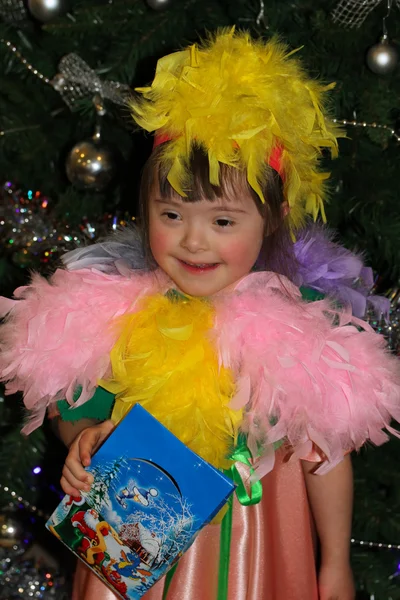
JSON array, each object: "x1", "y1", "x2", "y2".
[
  {"x1": 146, "y1": 0, "x2": 172, "y2": 10},
  {"x1": 27, "y1": 0, "x2": 69, "y2": 22},
  {"x1": 366, "y1": 38, "x2": 398, "y2": 75},
  {"x1": 66, "y1": 139, "x2": 118, "y2": 191}
]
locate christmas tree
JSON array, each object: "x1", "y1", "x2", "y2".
[
  {"x1": 1, "y1": 0, "x2": 400, "y2": 597},
  {"x1": 86, "y1": 456, "x2": 127, "y2": 512}
]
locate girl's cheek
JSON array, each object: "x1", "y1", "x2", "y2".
[
  {"x1": 221, "y1": 242, "x2": 243, "y2": 261},
  {"x1": 149, "y1": 226, "x2": 170, "y2": 257},
  {"x1": 220, "y1": 239, "x2": 261, "y2": 265}
]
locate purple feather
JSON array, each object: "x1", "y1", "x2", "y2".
[{"x1": 293, "y1": 223, "x2": 389, "y2": 319}]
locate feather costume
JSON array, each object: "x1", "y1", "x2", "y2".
[{"x1": 0, "y1": 252, "x2": 399, "y2": 475}]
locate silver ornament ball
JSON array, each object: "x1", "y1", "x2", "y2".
[
  {"x1": 366, "y1": 38, "x2": 398, "y2": 75},
  {"x1": 146, "y1": 0, "x2": 172, "y2": 10},
  {"x1": 66, "y1": 138, "x2": 118, "y2": 191},
  {"x1": 27, "y1": 0, "x2": 69, "y2": 22}
]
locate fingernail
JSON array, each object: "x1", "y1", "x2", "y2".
[{"x1": 83, "y1": 484, "x2": 91, "y2": 491}]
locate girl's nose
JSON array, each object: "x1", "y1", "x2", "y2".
[{"x1": 180, "y1": 223, "x2": 209, "y2": 253}]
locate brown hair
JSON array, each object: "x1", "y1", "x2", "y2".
[{"x1": 138, "y1": 145, "x2": 298, "y2": 280}]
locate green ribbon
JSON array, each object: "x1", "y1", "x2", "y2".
[
  {"x1": 215, "y1": 439, "x2": 263, "y2": 600},
  {"x1": 162, "y1": 439, "x2": 261, "y2": 600},
  {"x1": 217, "y1": 495, "x2": 233, "y2": 600},
  {"x1": 162, "y1": 563, "x2": 178, "y2": 600},
  {"x1": 229, "y1": 439, "x2": 263, "y2": 506}
]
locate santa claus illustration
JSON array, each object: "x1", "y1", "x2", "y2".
[
  {"x1": 72, "y1": 508, "x2": 137, "y2": 569},
  {"x1": 71, "y1": 508, "x2": 108, "y2": 565}
]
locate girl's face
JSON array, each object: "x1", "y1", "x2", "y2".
[{"x1": 148, "y1": 190, "x2": 265, "y2": 297}]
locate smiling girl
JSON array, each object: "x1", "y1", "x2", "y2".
[{"x1": 1, "y1": 30, "x2": 399, "y2": 600}]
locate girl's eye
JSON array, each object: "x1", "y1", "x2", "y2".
[
  {"x1": 163, "y1": 211, "x2": 181, "y2": 221},
  {"x1": 215, "y1": 218, "x2": 234, "y2": 228}
]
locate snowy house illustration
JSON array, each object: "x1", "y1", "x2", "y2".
[{"x1": 120, "y1": 522, "x2": 160, "y2": 566}]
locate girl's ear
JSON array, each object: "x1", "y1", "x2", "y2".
[{"x1": 281, "y1": 201, "x2": 290, "y2": 219}]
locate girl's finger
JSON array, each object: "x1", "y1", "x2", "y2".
[
  {"x1": 62, "y1": 463, "x2": 91, "y2": 492},
  {"x1": 64, "y1": 451, "x2": 92, "y2": 484},
  {"x1": 60, "y1": 475, "x2": 81, "y2": 498},
  {"x1": 78, "y1": 430, "x2": 101, "y2": 467}
]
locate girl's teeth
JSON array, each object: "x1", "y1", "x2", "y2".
[
  {"x1": 189, "y1": 263, "x2": 212, "y2": 267},
  {"x1": 182, "y1": 260, "x2": 217, "y2": 268}
]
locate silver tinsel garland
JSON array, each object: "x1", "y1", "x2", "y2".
[
  {"x1": 0, "y1": 547, "x2": 69, "y2": 599},
  {"x1": 366, "y1": 287, "x2": 400, "y2": 356},
  {"x1": 0, "y1": 505, "x2": 70, "y2": 599}
]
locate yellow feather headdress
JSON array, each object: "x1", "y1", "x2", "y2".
[{"x1": 130, "y1": 28, "x2": 343, "y2": 228}]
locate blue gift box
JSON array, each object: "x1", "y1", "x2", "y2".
[{"x1": 46, "y1": 404, "x2": 235, "y2": 599}]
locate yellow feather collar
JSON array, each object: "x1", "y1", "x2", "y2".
[{"x1": 100, "y1": 293, "x2": 242, "y2": 471}]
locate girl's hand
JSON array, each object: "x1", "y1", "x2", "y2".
[
  {"x1": 318, "y1": 559, "x2": 355, "y2": 600},
  {"x1": 60, "y1": 419, "x2": 115, "y2": 497}
]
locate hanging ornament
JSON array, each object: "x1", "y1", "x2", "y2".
[
  {"x1": 366, "y1": 36, "x2": 398, "y2": 74},
  {"x1": 1, "y1": 41, "x2": 129, "y2": 113},
  {"x1": 332, "y1": 0, "x2": 382, "y2": 28},
  {"x1": 65, "y1": 95, "x2": 119, "y2": 191},
  {"x1": 52, "y1": 53, "x2": 130, "y2": 111},
  {"x1": 366, "y1": 0, "x2": 398, "y2": 74},
  {"x1": 0, "y1": 0, "x2": 28, "y2": 25},
  {"x1": 145, "y1": 0, "x2": 172, "y2": 10},
  {"x1": 255, "y1": 0, "x2": 269, "y2": 28},
  {"x1": 65, "y1": 136, "x2": 118, "y2": 191},
  {"x1": 27, "y1": 0, "x2": 69, "y2": 23}
]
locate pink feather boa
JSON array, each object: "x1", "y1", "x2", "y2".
[
  {"x1": 215, "y1": 272, "x2": 400, "y2": 474},
  {"x1": 0, "y1": 268, "x2": 399, "y2": 474},
  {"x1": 0, "y1": 268, "x2": 168, "y2": 433}
]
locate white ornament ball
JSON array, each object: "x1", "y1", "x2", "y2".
[
  {"x1": 66, "y1": 138, "x2": 118, "y2": 191},
  {"x1": 366, "y1": 38, "x2": 398, "y2": 75},
  {"x1": 27, "y1": 0, "x2": 69, "y2": 22},
  {"x1": 146, "y1": 0, "x2": 172, "y2": 10}
]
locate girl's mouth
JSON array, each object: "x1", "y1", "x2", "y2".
[{"x1": 179, "y1": 260, "x2": 220, "y2": 274}]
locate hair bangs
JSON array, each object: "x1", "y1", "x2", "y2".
[{"x1": 158, "y1": 145, "x2": 258, "y2": 207}]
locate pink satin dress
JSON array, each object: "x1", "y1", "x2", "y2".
[{"x1": 72, "y1": 450, "x2": 318, "y2": 600}]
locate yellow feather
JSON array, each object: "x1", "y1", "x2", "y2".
[
  {"x1": 167, "y1": 157, "x2": 187, "y2": 197},
  {"x1": 208, "y1": 150, "x2": 220, "y2": 185},
  {"x1": 100, "y1": 295, "x2": 242, "y2": 471}
]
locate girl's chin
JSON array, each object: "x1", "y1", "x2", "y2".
[{"x1": 174, "y1": 280, "x2": 237, "y2": 298}]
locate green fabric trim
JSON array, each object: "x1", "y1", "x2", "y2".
[
  {"x1": 57, "y1": 386, "x2": 115, "y2": 422},
  {"x1": 299, "y1": 286, "x2": 325, "y2": 302},
  {"x1": 217, "y1": 495, "x2": 234, "y2": 600},
  {"x1": 162, "y1": 564, "x2": 179, "y2": 600},
  {"x1": 165, "y1": 289, "x2": 189, "y2": 302}
]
